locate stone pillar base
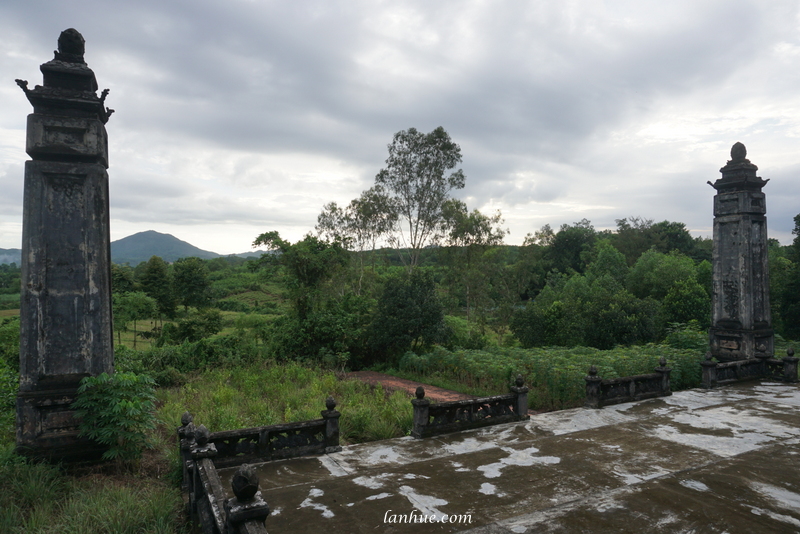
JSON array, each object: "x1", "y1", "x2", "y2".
[
  {"x1": 16, "y1": 388, "x2": 105, "y2": 461},
  {"x1": 709, "y1": 326, "x2": 774, "y2": 362}
]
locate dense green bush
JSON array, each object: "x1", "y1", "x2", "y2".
[
  {"x1": 72, "y1": 372, "x2": 157, "y2": 463},
  {"x1": 0, "y1": 360, "x2": 17, "y2": 409},
  {"x1": 367, "y1": 270, "x2": 447, "y2": 364},
  {"x1": 158, "y1": 308, "x2": 223, "y2": 344},
  {"x1": 116, "y1": 333, "x2": 267, "y2": 386},
  {"x1": 0, "y1": 317, "x2": 20, "y2": 369}
]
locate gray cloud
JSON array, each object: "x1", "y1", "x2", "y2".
[{"x1": 1, "y1": 1, "x2": 799, "y2": 252}]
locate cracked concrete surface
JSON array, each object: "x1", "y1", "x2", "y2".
[{"x1": 217, "y1": 380, "x2": 800, "y2": 533}]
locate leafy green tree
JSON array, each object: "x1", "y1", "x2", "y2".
[
  {"x1": 0, "y1": 263, "x2": 20, "y2": 294},
  {"x1": 316, "y1": 186, "x2": 397, "y2": 293},
  {"x1": 547, "y1": 219, "x2": 597, "y2": 273},
  {"x1": 585, "y1": 239, "x2": 629, "y2": 287},
  {"x1": 781, "y1": 214, "x2": 800, "y2": 338},
  {"x1": 375, "y1": 126, "x2": 466, "y2": 269},
  {"x1": 627, "y1": 249, "x2": 697, "y2": 300},
  {"x1": 112, "y1": 291, "x2": 157, "y2": 348},
  {"x1": 110, "y1": 264, "x2": 136, "y2": 294},
  {"x1": 138, "y1": 256, "x2": 176, "y2": 320},
  {"x1": 368, "y1": 270, "x2": 446, "y2": 363},
  {"x1": 662, "y1": 279, "x2": 711, "y2": 327},
  {"x1": 159, "y1": 308, "x2": 223, "y2": 344},
  {"x1": 253, "y1": 232, "x2": 349, "y2": 321},
  {"x1": 173, "y1": 257, "x2": 211, "y2": 310},
  {"x1": 440, "y1": 199, "x2": 507, "y2": 325},
  {"x1": 651, "y1": 220, "x2": 696, "y2": 256}
]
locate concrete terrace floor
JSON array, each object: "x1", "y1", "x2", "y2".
[{"x1": 217, "y1": 380, "x2": 800, "y2": 533}]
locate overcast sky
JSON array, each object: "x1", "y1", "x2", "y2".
[{"x1": 0, "y1": 1, "x2": 798, "y2": 254}]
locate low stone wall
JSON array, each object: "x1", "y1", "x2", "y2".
[
  {"x1": 180, "y1": 422, "x2": 270, "y2": 534},
  {"x1": 701, "y1": 348, "x2": 798, "y2": 388},
  {"x1": 178, "y1": 397, "x2": 341, "y2": 533},
  {"x1": 208, "y1": 397, "x2": 341, "y2": 469},
  {"x1": 585, "y1": 358, "x2": 672, "y2": 409},
  {"x1": 411, "y1": 375, "x2": 529, "y2": 438}
]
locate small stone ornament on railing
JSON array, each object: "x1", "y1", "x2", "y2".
[
  {"x1": 191, "y1": 424, "x2": 217, "y2": 459},
  {"x1": 321, "y1": 396, "x2": 342, "y2": 453},
  {"x1": 177, "y1": 412, "x2": 197, "y2": 492},
  {"x1": 225, "y1": 464, "x2": 271, "y2": 534}
]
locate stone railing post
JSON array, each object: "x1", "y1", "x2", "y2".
[
  {"x1": 585, "y1": 365, "x2": 602, "y2": 409},
  {"x1": 225, "y1": 464, "x2": 271, "y2": 534},
  {"x1": 783, "y1": 348, "x2": 798, "y2": 383},
  {"x1": 321, "y1": 396, "x2": 342, "y2": 453},
  {"x1": 510, "y1": 374, "x2": 529, "y2": 419},
  {"x1": 411, "y1": 387, "x2": 430, "y2": 439},
  {"x1": 701, "y1": 352, "x2": 718, "y2": 389},
  {"x1": 177, "y1": 411, "x2": 196, "y2": 492},
  {"x1": 655, "y1": 357, "x2": 672, "y2": 395},
  {"x1": 189, "y1": 424, "x2": 217, "y2": 520}
]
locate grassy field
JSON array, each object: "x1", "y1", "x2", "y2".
[{"x1": 0, "y1": 360, "x2": 414, "y2": 533}]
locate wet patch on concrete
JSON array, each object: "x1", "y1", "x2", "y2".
[{"x1": 219, "y1": 381, "x2": 800, "y2": 533}]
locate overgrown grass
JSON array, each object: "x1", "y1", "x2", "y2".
[
  {"x1": 157, "y1": 361, "x2": 414, "y2": 443},
  {"x1": 0, "y1": 444, "x2": 186, "y2": 534}
]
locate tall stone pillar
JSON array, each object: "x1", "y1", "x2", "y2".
[
  {"x1": 708, "y1": 142, "x2": 773, "y2": 362},
  {"x1": 15, "y1": 29, "x2": 114, "y2": 460}
]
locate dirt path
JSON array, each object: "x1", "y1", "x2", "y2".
[{"x1": 344, "y1": 371, "x2": 478, "y2": 403}]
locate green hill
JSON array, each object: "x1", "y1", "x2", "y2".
[{"x1": 110, "y1": 230, "x2": 220, "y2": 265}]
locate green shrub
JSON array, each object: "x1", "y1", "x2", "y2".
[
  {"x1": 0, "y1": 360, "x2": 17, "y2": 408},
  {"x1": 0, "y1": 316, "x2": 20, "y2": 369},
  {"x1": 72, "y1": 372, "x2": 157, "y2": 463}
]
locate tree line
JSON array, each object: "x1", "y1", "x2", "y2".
[{"x1": 102, "y1": 127, "x2": 800, "y2": 368}]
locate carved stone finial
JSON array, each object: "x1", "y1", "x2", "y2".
[
  {"x1": 181, "y1": 411, "x2": 193, "y2": 427},
  {"x1": 415, "y1": 386, "x2": 425, "y2": 400},
  {"x1": 705, "y1": 351, "x2": 713, "y2": 361},
  {"x1": 195, "y1": 424, "x2": 210, "y2": 446},
  {"x1": 789, "y1": 348, "x2": 796, "y2": 358},
  {"x1": 731, "y1": 142, "x2": 747, "y2": 163},
  {"x1": 515, "y1": 374, "x2": 524, "y2": 388},
  {"x1": 325, "y1": 396, "x2": 336, "y2": 411},
  {"x1": 588, "y1": 365, "x2": 597, "y2": 377},
  {"x1": 659, "y1": 356, "x2": 667, "y2": 368},
  {"x1": 231, "y1": 464, "x2": 260, "y2": 502},
  {"x1": 55, "y1": 28, "x2": 86, "y2": 63}
]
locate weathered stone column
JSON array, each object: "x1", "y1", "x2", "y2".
[
  {"x1": 708, "y1": 143, "x2": 773, "y2": 362},
  {"x1": 15, "y1": 29, "x2": 114, "y2": 460}
]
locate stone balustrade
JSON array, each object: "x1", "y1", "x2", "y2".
[
  {"x1": 178, "y1": 396, "x2": 340, "y2": 532},
  {"x1": 701, "y1": 348, "x2": 798, "y2": 388},
  {"x1": 411, "y1": 375, "x2": 529, "y2": 438},
  {"x1": 585, "y1": 358, "x2": 672, "y2": 409}
]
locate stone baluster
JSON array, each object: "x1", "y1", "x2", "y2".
[
  {"x1": 655, "y1": 357, "x2": 672, "y2": 394},
  {"x1": 411, "y1": 387, "x2": 430, "y2": 438},
  {"x1": 510, "y1": 374, "x2": 530, "y2": 420},
  {"x1": 225, "y1": 464, "x2": 271, "y2": 534},
  {"x1": 189, "y1": 424, "x2": 217, "y2": 519},
  {"x1": 177, "y1": 411, "x2": 196, "y2": 492},
  {"x1": 584, "y1": 365, "x2": 602, "y2": 408},
  {"x1": 783, "y1": 348, "x2": 798, "y2": 383},
  {"x1": 701, "y1": 352, "x2": 718, "y2": 389},
  {"x1": 321, "y1": 396, "x2": 342, "y2": 453}
]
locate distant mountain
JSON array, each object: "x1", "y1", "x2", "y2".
[
  {"x1": 0, "y1": 232, "x2": 266, "y2": 266},
  {"x1": 111, "y1": 230, "x2": 221, "y2": 265},
  {"x1": 0, "y1": 248, "x2": 21, "y2": 266}
]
